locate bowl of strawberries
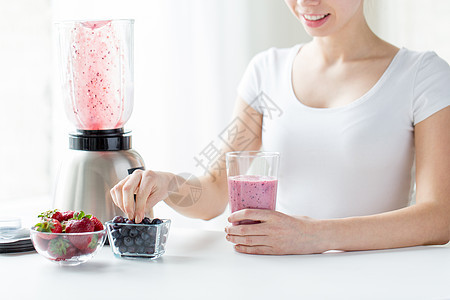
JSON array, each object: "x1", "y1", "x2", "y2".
[{"x1": 30, "y1": 209, "x2": 106, "y2": 266}]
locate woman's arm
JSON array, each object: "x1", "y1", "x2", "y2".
[
  {"x1": 325, "y1": 106, "x2": 450, "y2": 251},
  {"x1": 111, "y1": 97, "x2": 262, "y2": 222},
  {"x1": 226, "y1": 107, "x2": 450, "y2": 254},
  {"x1": 160, "y1": 97, "x2": 263, "y2": 220}
]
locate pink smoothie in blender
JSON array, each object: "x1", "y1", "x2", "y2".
[
  {"x1": 54, "y1": 19, "x2": 145, "y2": 224},
  {"x1": 60, "y1": 20, "x2": 133, "y2": 130}
]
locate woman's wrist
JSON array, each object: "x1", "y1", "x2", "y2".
[
  {"x1": 312, "y1": 218, "x2": 339, "y2": 252},
  {"x1": 154, "y1": 171, "x2": 176, "y2": 203},
  {"x1": 293, "y1": 216, "x2": 339, "y2": 254}
]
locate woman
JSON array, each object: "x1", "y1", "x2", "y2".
[{"x1": 110, "y1": 0, "x2": 450, "y2": 255}]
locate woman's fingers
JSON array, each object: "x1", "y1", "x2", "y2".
[
  {"x1": 110, "y1": 176, "x2": 128, "y2": 212},
  {"x1": 134, "y1": 171, "x2": 157, "y2": 223},
  {"x1": 234, "y1": 245, "x2": 274, "y2": 255},
  {"x1": 110, "y1": 170, "x2": 166, "y2": 222},
  {"x1": 228, "y1": 209, "x2": 276, "y2": 224},
  {"x1": 121, "y1": 171, "x2": 143, "y2": 220},
  {"x1": 224, "y1": 211, "x2": 324, "y2": 255},
  {"x1": 226, "y1": 234, "x2": 267, "y2": 246},
  {"x1": 225, "y1": 210, "x2": 298, "y2": 255},
  {"x1": 111, "y1": 187, "x2": 123, "y2": 212},
  {"x1": 225, "y1": 223, "x2": 267, "y2": 236}
]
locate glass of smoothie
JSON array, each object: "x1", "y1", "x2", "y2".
[{"x1": 225, "y1": 151, "x2": 280, "y2": 225}]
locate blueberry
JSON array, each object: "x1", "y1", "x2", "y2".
[
  {"x1": 119, "y1": 227, "x2": 130, "y2": 237},
  {"x1": 146, "y1": 226, "x2": 157, "y2": 235},
  {"x1": 151, "y1": 218, "x2": 163, "y2": 225},
  {"x1": 129, "y1": 228, "x2": 138, "y2": 238},
  {"x1": 111, "y1": 229, "x2": 121, "y2": 239},
  {"x1": 145, "y1": 246, "x2": 155, "y2": 254},
  {"x1": 142, "y1": 217, "x2": 151, "y2": 224},
  {"x1": 113, "y1": 224, "x2": 121, "y2": 230},
  {"x1": 112, "y1": 216, "x2": 125, "y2": 223},
  {"x1": 123, "y1": 236, "x2": 134, "y2": 247},
  {"x1": 113, "y1": 238, "x2": 123, "y2": 247},
  {"x1": 135, "y1": 237, "x2": 144, "y2": 246},
  {"x1": 127, "y1": 246, "x2": 136, "y2": 253},
  {"x1": 137, "y1": 226, "x2": 147, "y2": 233},
  {"x1": 119, "y1": 245, "x2": 127, "y2": 253},
  {"x1": 144, "y1": 240, "x2": 155, "y2": 247},
  {"x1": 141, "y1": 232, "x2": 150, "y2": 240},
  {"x1": 137, "y1": 246, "x2": 145, "y2": 254},
  {"x1": 126, "y1": 219, "x2": 135, "y2": 224}
]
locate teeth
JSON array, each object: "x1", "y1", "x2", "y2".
[{"x1": 304, "y1": 14, "x2": 328, "y2": 21}]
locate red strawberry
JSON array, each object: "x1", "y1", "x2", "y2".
[
  {"x1": 38, "y1": 209, "x2": 64, "y2": 222},
  {"x1": 62, "y1": 210, "x2": 75, "y2": 221},
  {"x1": 34, "y1": 218, "x2": 63, "y2": 240},
  {"x1": 80, "y1": 233, "x2": 101, "y2": 254},
  {"x1": 65, "y1": 211, "x2": 95, "y2": 250},
  {"x1": 91, "y1": 216, "x2": 104, "y2": 231},
  {"x1": 51, "y1": 211, "x2": 64, "y2": 222},
  {"x1": 47, "y1": 238, "x2": 79, "y2": 261}
]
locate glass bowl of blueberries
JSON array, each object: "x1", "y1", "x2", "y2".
[{"x1": 106, "y1": 216, "x2": 171, "y2": 260}]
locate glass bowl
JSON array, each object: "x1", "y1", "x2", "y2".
[
  {"x1": 106, "y1": 219, "x2": 171, "y2": 260},
  {"x1": 30, "y1": 228, "x2": 106, "y2": 266}
]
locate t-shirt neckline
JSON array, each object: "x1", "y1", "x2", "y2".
[{"x1": 288, "y1": 44, "x2": 405, "y2": 112}]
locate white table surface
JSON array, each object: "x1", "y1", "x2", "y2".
[{"x1": 1, "y1": 227, "x2": 450, "y2": 300}]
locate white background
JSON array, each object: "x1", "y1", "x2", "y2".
[{"x1": 0, "y1": 0, "x2": 449, "y2": 229}]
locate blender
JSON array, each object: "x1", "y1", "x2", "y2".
[{"x1": 53, "y1": 19, "x2": 149, "y2": 223}]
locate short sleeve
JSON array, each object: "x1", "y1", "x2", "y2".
[
  {"x1": 236, "y1": 51, "x2": 267, "y2": 114},
  {"x1": 412, "y1": 52, "x2": 450, "y2": 125}
]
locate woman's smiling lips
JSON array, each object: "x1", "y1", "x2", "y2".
[{"x1": 301, "y1": 13, "x2": 331, "y2": 28}]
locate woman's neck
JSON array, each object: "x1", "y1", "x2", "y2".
[{"x1": 308, "y1": 13, "x2": 384, "y2": 63}]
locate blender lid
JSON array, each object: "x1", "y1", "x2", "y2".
[{"x1": 69, "y1": 128, "x2": 132, "y2": 151}]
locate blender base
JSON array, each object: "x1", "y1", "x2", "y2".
[{"x1": 53, "y1": 148, "x2": 150, "y2": 223}]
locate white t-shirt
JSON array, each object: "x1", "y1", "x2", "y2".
[{"x1": 237, "y1": 44, "x2": 450, "y2": 219}]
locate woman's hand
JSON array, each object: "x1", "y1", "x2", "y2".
[
  {"x1": 225, "y1": 209, "x2": 329, "y2": 255},
  {"x1": 110, "y1": 170, "x2": 171, "y2": 223}
]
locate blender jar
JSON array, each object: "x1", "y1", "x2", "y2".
[{"x1": 56, "y1": 19, "x2": 134, "y2": 130}]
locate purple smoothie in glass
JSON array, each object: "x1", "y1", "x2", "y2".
[{"x1": 228, "y1": 175, "x2": 278, "y2": 225}]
